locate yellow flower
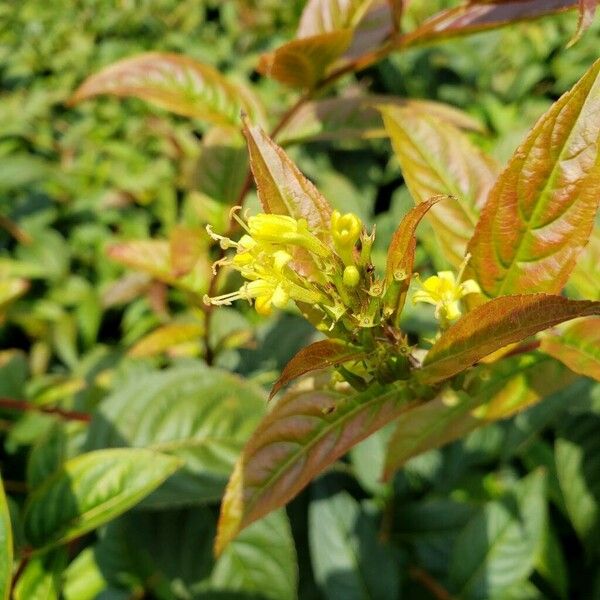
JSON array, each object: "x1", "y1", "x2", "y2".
[
  {"x1": 331, "y1": 210, "x2": 362, "y2": 266},
  {"x1": 413, "y1": 269, "x2": 480, "y2": 325}
]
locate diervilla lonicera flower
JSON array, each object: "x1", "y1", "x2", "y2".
[{"x1": 413, "y1": 254, "x2": 480, "y2": 328}]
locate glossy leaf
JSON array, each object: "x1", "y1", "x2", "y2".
[
  {"x1": 448, "y1": 471, "x2": 547, "y2": 599},
  {"x1": 258, "y1": 30, "x2": 352, "y2": 89},
  {"x1": 402, "y1": 1, "x2": 582, "y2": 47},
  {"x1": 309, "y1": 484, "x2": 399, "y2": 600},
  {"x1": 128, "y1": 322, "x2": 204, "y2": 358},
  {"x1": 381, "y1": 105, "x2": 498, "y2": 267},
  {"x1": 23, "y1": 448, "x2": 182, "y2": 549},
  {"x1": 69, "y1": 52, "x2": 262, "y2": 127},
  {"x1": 244, "y1": 117, "x2": 333, "y2": 230},
  {"x1": 541, "y1": 317, "x2": 600, "y2": 381},
  {"x1": 384, "y1": 353, "x2": 574, "y2": 479},
  {"x1": 298, "y1": 0, "x2": 376, "y2": 36},
  {"x1": 419, "y1": 294, "x2": 600, "y2": 384},
  {"x1": 384, "y1": 195, "x2": 445, "y2": 321},
  {"x1": 555, "y1": 413, "x2": 600, "y2": 547},
  {"x1": 211, "y1": 510, "x2": 297, "y2": 600},
  {"x1": 0, "y1": 477, "x2": 11, "y2": 600},
  {"x1": 215, "y1": 382, "x2": 416, "y2": 554},
  {"x1": 278, "y1": 95, "x2": 484, "y2": 145},
  {"x1": 13, "y1": 550, "x2": 66, "y2": 600},
  {"x1": 86, "y1": 365, "x2": 266, "y2": 506},
  {"x1": 468, "y1": 59, "x2": 600, "y2": 297},
  {"x1": 270, "y1": 339, "x2": 366, "y2": 399}
]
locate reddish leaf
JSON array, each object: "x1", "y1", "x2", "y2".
[
  {"x1": 384, "y1": 353, "x2": 574, "y2": 479},
  {"x1": 384, "y1": 196, "x2": 445, "y2": 323},
  {"x1": 419, "y1": 294, "x2": 600, "y2": 384},
  {"x1": 402, "y1": 0, "x2": 580, "y2": 47},
  {"x1": 258, "y1": 31, "x2": 352, "y2": 89},
  {"x1": 215, "y1": 382, "x2": 417, "y2": 554},
  {"x1": 345, "y1": 1, "x2": 394, "y2": 58},
  {"x1": 467, "y1": 60, "x2": 600, "y2": 297},
  {"x1": 380, "y1": 105, "x2": 498, "y2": 267},
  {"x1": 69, "y1": 52, "x2": 263, "y2": 127},
  {"x1": 243, "y1": 117, "x2": 333, "y2": 231},
  {"x1": 297, "y1": 0, "x2": 376, "y2": 37},
  {"x1": 541, "y1": 317, "x2": 600, "y2": 381},
  {"x1": 569, "y1": 0, "x2": 599, "y2": 45},
  {"x1": 277, "y1": 95, "x2": 484, "y2": 145},
  {"x1": 169, "y1": 226, "x2": 205, "y2": 278},
  {"x1": 270, "y1": 340, "x2": 367, "y2": 399}
]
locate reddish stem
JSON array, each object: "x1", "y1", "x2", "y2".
[{"x1": 0, "y1": 397, "x2": 91, "y2": 423}]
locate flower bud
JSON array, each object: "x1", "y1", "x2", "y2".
[{"x1": 343, "y1": 265, "x2": 360, "y2": 288}]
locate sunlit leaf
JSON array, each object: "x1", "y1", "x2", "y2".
[
  {"x1": 258, "y1": 30, "x2": 353, "y2": 89},
  {"x1": 169, "y1": 226, "x2": 205, "y2": 278},
  {"x1": 566, "y1": 227, "x2": 600, "y2": 299},
  {"x1": 419, "y1": 294, "x2": 600, "y2": 384},
  {"x1": 0, "y1": 477, "x2": 12, "y2": 600},
  {"x1": 69, "y1": 52, "x2": 263, "y2": 127},
  {"x1": 381, "y1": 105, "x2": 498, "y2": 267},
  {"x1": 128, "y1": 322, "x2": 204, "y2": 358},
  {"x1": 297, "y1": 0, "x2": 376, "y2": 36},
  {"x1": 448, "y1": 470, "x2": 547, "y2": 599},
  {"x1": 86, "y1": 365, "x2": 266, "y2": 506},
  {"x1": 309, "y1": 484, "x2": 399, "y2": 600},
  {"x1": 243, "y1": 117, "x2": 333, "y2": 230},
  {"x1": 23, "y1": 448, "x2": 182, "y2": 549},
  {"x1": 541, "y1": 318, "x2": 600, "y2": 381},
  {"x1": 402, "y1": 0, "x2": 582, "y2": 47},
  {"x1": 13, "y1": 550, "x2": 66, "y2": 600},
  {"x1": 278, "y1": 94, "x2": 484, "y2": 144},
  {"x1": 270, "y1": 339, "x2": 367, "y2": 399},
  {"x1": 384, "y1": 195, "x2": 445, "y2": 322},
  {"x1": 384, "y1": 353, "x2": 574, "y2": 479},
  {"x1": 0, "y1": 278, "x2": 29, "y2": 314},
  {"x1": 215, "y1": 382, "x2": 416, "y2": 554},
  {"x1": 467, "y1": 58, "x2": 600, "y2": 297}
]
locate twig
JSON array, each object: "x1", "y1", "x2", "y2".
[
  {"x1": 409, "y1": 565, "x2": 455, "y2": 600},
  {"x1": 0, "y1": 397, "x2": 91, "y2": 423}
]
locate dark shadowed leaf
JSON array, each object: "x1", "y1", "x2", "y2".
[
  {"x1": 69, "y1": 52, "x2": 263, "y2": 127},
  {"x1": 419, "y1": 294, "x2": 600, "y2": 384},
  {"x1": 309, "y1": 484, "x2": 399, "y2": 600},
  {"x1": 244, "y1": 117, "x2": 333, "y2": 230},
  {"x1": 215, "y1": 382, "x2": 417, "y2": 554},
  {"x1": 271, "y1": 339, "x2": 367, "y2": 399},
  {"x1": 449, "y1": 471, "x2": 547, "y2": 600},
  {"x1": 381, "y1": 105, "x2": 497, "y2": 267},
  {"x1": 467, "y1": 59, "x2": 600, "y2": 297},
  {"x1": 23, "y1": 449, "x2": 182, "y2": 549},
  {"x1": 541, "y1": 318, "x2": 600, "y2": 381},
  {"x1": 258, "y1": 31, "x2": 353, "y2": 89}
]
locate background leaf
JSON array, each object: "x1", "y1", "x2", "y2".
[
  {"x1": 420, "y1": 294, "x2": 600, "y2": 384},
  {"x1": 69, "y1": 52, "x2": 263, "y2": 127},
  {"x1": 13, "y1": 550, "x2": 66, "y2": 600},
  {"x1": 23, "y1": 448, "x2": 182, "y2": 549},
  {"x1": 0, "y1": 477, "x2": 12, "y2": 600},
  {"x1": 297, "y1": 0, "x2": 376, "y2": 37},
  {"x1": 467, "y1": 58, "x2": 600, "y2": 297},
  {"x1": 381, "y1": 105, "x2": 497, "y2": 267}
]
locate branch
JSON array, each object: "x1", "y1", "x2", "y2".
[{"x1": 0, "y1": 397, "x2": 91, "y2": 423}]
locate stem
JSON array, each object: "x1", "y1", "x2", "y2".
[
  {"x1": 409, "y1": 565, "x2": 455, "y2": 600},
  {"x1": 0, "y1": 397, "x2": 91, "y2": 423}
]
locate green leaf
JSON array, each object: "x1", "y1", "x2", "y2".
[
  {"x1": 448, "y1": 470, "x2": 547, "y2": 599},
  {"x1": 384, "y1": 353, "x2": 574, "y2": 479},
  {"x1": 384, "y1": 195, "x2": 445, "y2": 322},
  {"x1": 0, "y1": 278, "x2": 29, "y2": 315},
  {"x1": 297, "y1": 0, "x2": 376, "y2": 37},
  {"x1": 63, "y1": 548, "x2": 109, "y2": 600},
  {"x1": 215, "y1": 382, "x2": 416, "y2": 554},
  {"x1": 243, "y1": 117, "x2": 333, "y2": 230},
  {"x1": 380, "y1": 105, "x2": 498, "y2": 267},
  {"x1": 69, "y1": 52, "x2": 263, "y2": 127},
  {"x1": 566, "y1": 227, "x2": 600, "y2": 299},
  {"x1": 23, "y1": 448, "x2": 182, "y2": 549},
  {"x1": 0, "y1": 477, "x2": 12, "y2": 600},
  {"x1": 541, "y1": 317, "x2": 600, "y2": 381},
  {"x1": 278, "y1": 95, "x2": 484, "y2": 145},
  {"x1": 309, "y1": 484, "x2": 399, "y2": 600},
  {"x1": 555, "y1": 412, "x2": 600, "y2": 549},
  {"x1": 13, "y1": 550, "x2": 66, "y2": 600},
  {"x1": 211, "y1": 510, "x2": 297, "y2": 600},
  {"x1": 86, "y1": 365, "x2": 266, "y2": 506},
  {"x1": 467, "y1": 58, "x2": 600, "y2": 297},
  {"x1": 270, "y1": 339, "x2": 367, "y2": 399},
  {"x1": 419, "y1": 294, "x2": 600, "y2": 384},
  {"x1": 535, "y1": 523, "x2": 569, "y2": 600},
  {"x1": 258, "y1": 31, "x2": 352, "y2": 89},
  {"x1": 128, "y1": 323, "x2": 204, "y2": 358}
]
